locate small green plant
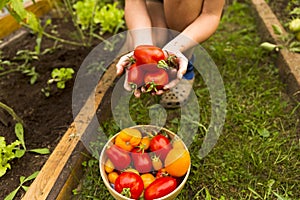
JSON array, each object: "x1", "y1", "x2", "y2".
[
  {"x1": 0, "y1": 136, "x2": 24, "y2": 177},
  {"x1": 48, "y1": 67, "x2": 75, "y2": 89},
  {"x1": 0, "y1": 102, "x2": 50, "y2": 177},
  {"x1": 94, "y1": 2, "x2": 125, "y2": 35},
  {"x1": 0, "y1": 50, "x2": 39, "y2": 84},
  {"x1": 4, "y1": 171, "x2": 39, "y2": 200},
  {"x1": 73, "y1": 0, "x2": 124, "y2": 35},
  {"x1": 42, "y1": 67, "x2": 75, "y2": 97},
  {"x1": 0, "y1": 122, "x2": 50, "y2": 177}
]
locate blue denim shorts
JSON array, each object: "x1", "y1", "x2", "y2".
[{"x1": 183, "y1": 55, "x2": 195, "y2": 80}]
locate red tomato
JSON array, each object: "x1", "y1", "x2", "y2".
[
  {"x1": 127, "y1": 63, "x2": 145, "y2": 89},
  {"x1": 144, "y1": 177, "x2": 177, "y2": 200},
  {"x1": 131, "y1": 148, "x2": 152, "y2": 173},
  {"x1": 144, "y1": 69, "x2": 169, "y2": 92},
  {"x1": 105, "y1": 145, "x2": 131, "y2": 170},
  {"x1": 139, "y1": 63, "x2": 160, "y2": 73},
  {"x1": 149, "y1": 134, "x2": 172, "y2": 161},
  {"x1": 134, "y1": 45, "x2": 166, "y2": 65},
  {"x1": 115, "y1": 172, "x2": 144, "y2": 199}
]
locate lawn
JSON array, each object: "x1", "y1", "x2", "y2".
[{"x1": 72, "y1": 1, "x2": 299, "y2": 199}]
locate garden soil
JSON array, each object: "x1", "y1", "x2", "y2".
[
  {"x1": 0, "y1": 14, "x2": 110, "y2": 199},
  {"x1": 0, "y1": 1, "x2": 294, "y2": 199}
]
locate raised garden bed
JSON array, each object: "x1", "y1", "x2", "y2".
[{"x1": 0, "y1": 0, "x2": 299, "y2": 199}]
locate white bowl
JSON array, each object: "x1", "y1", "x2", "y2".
[{"x1": 99, "y1": 125, "x2": 191, "y2": 200}]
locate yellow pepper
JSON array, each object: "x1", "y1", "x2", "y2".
[{"x1": 115, "y1": 128, "x2": 142, "y2": 151}]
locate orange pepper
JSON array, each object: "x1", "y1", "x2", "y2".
[
  {"x1": 141, "y1": 173, "x2": 156, "y2": 189},
  {"x1": 139, "y1": 136, "x2": 151, "y2": 151},
  {"x1": 115, "y1": 128, "x2": 142, "y2": 151}
]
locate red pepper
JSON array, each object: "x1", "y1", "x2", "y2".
[{"x1": 105, "y1": 145, "x2": 131, "y2": 170}]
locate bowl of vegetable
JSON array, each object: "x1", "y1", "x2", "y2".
[{"x1": 99, "y1": 125, "x2": 191, "y2": 200}]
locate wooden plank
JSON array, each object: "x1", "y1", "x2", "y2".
[
  {"x1": 0, "y1": 0, "x2": 54, "y2": 39},
  {"x1": 22, "y1": 62, "x2": 118, "y2": 200}
]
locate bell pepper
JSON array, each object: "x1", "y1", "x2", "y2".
[
  {"x1": 105, "y1": 145, "x2": 131, "y2": 170},
  {"x1": 115, "y1": 128, "x2": 142, "y2": 151}
]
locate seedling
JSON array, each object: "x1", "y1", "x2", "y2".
[
  {"x1": 42, "y1": 67, "x2": 75, "y2": 97},
  {"x1": 0, "y1": 102, "x2": 50, "y2": 178},
  {"x1": 4, "y1": 171, "x2": 39, "y2": 200}
]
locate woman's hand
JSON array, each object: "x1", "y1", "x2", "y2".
[{"x1": 116, "y1": 48, "x2": 189, "y2": 97}]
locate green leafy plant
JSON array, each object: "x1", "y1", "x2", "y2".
[
  {"x1": 0, "y1": 136, "x2": 24, "y2": 177},
  {"x1": 1, "y1": 0, "x2": 85, "y2": 51},
  {"x1": 0, "y1": 50, "x2": 39, "y2": 84},
  {"x1": 73, "y1": 0, "x2": 124, "y2": 35},
  {"x1": 48, "y1": 67, "x2": 75, "y2": 89},
  {"x1": 4, "y1": 171, "x2": 39, "y2": 200},
  {"x1": 0, "y1": 102, "x2": 50, "y2": 178},
  {"x1": 94, "y1": 2, "x2": 125, "y2": 35},
  {"x1": 42, "y1": 67, "x2": 75, "y2": 97},
  {"x1": 0, "y1": 122, "x2": 49, "y2": 178}
]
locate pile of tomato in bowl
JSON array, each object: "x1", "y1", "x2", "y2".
[{"x1": 99, "y1": 125, "x2": 191, "y2": 200}]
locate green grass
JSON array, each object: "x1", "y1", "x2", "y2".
[{"x1": 72, "y1": 1, "x2": 300, "y2": 199}]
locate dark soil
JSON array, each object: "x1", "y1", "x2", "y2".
[{"x1": 0, "y1": 12, "x2": 106, "y2": 199}]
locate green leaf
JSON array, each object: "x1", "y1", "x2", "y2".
[
  {"x1": 57, "y1": 81, "x2": 65, "y2": 89},
  {"x1": 205, "y1": 188, "x2": 212, "y2": 200},
  {"x1": 94, "y1": 2, "x2": 125, "y2": 35},
  {"x1": 26, "y1": 12, "x2": 41, "y2": 33},
  {"x1": 10, "y1": 0, "x2": 27, "y2": 19},
  {"x1": 258, "y1": 128, "x2": 270, "y2": 138},
  {"x1": 15, "y1": 122, "x2": 26, "y2": 150},
  {"x1": 0, "y1": 163, "x2": 10, "y2": 177},
  {"x1": 24, "y1": 171, "x2": 39, "y2": 182},
  {"x1": 28, "y1": 148, "x2": 50, "y2": 154},
  {"x1": 0, "y1": 0, "x2": 9, "y2": 10},
  {"x1": 15, "y1": 149, "x2": 25, "y2": 158},
  {"x1": 21, "y1": 185, "x2": 29, "y2": 191},
  {"x1": 290, "y1": 7, "x2": 300, "y2": 16},
  {"x1": 272, "y1": 24, "x2": 282, "y2": 35},
  {"x1": 19, "y1": 176, "x2": 26, "y2": 183},
  {"x1": 4, "y1": 186, "x2": 20, "y2": 200}
]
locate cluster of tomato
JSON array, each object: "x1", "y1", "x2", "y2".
[
  {"x1": 103, "y1": 127, "x2": 190, "y2": 200},
  {"x1": 127, "y1": 45, "x2": 178, "y2": 92}
]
